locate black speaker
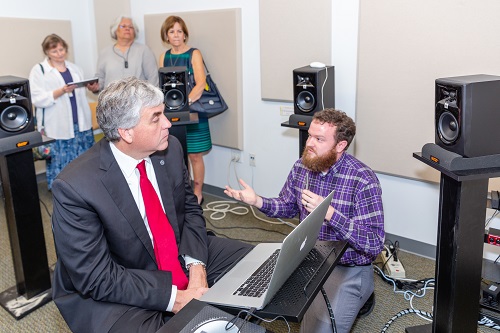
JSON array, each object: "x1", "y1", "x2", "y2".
[
  {"x1": 159, "y1": 66, "x2": 189, "y2": 113},
  {"x1": 0, "y1": 76, "x2": 35, "y2": 138},
  {"x1": 293, "y1": 65, "x2": 334, "y2": 116},
  {"x1": 435, "y1": 74, "x2": 500, "y2": 157}
]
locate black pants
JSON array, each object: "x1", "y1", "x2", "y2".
[{"x1": 109, "y1": 236, "x2": 253, "y2": 333}]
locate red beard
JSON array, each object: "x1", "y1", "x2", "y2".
[{"x1": 302, "y1": 146, "x2": 338, "y2": 173}]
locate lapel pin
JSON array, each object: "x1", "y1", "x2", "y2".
[{"x1": 160, "y1": 160, "x2": 165, "y2": 166}]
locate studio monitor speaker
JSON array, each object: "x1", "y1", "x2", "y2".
[
  {"x1": 293, "y1": 65, "x2": 334, "y2": 116},
  {"x1": 159, "y1": 66, "x2": 189, "y2": 113},
  {"x1": 435, "y1": 74, "x2": 500, "y2": 157},
  {"x1": 0, "y1": 76, "x2": 35, "y2": 138}
]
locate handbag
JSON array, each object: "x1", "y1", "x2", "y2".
[
  {"x1": 33, "y1": 108, "x2": 52, "y2": 161},
  {"x1": 33, "y1": 63, "x2": 52, "y2": 161},
  {"x1": 187, "y1": 51, "x2": 228, "y2": 118}
]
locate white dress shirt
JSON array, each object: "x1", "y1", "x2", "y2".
[{"x1": 109, "y1": 143, "x2": 179, "y2": 311}]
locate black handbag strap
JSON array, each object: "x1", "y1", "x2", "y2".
[
  {"x1": 38, "y1": 63, "x2": 46, "y2": 127},
  {"x1": 188, "y1": 48, "x2": 210, "y2": 76}
]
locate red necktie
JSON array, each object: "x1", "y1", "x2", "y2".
[{"x1": 137, "y1": 160, "x2": 188, "y2": 290}]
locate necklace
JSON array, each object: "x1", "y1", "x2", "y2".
[
  {"x1": 169, "y1": 51, "x2": 179, "y2": 67},
  {"x1": 169, "y1": 46, "x2": 188, "y2": 67},
  {"x1": 113, "y1": 43, "x2": 133, "y2": 68}
]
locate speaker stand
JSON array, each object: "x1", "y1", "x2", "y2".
[
  {"x1": 166, "y1": 111, "x2": 199, "y2": 167},
  {"x1": 0, "y1": 132, "x2": 55, "y2": 319},
  {"x1": 281, "y1": 114, "x2": 314, "y2": 158},
  {"x1": 412, "y1": 146, "x2": 500, "y2": 332}
]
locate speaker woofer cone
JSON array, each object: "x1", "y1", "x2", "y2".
[
  {"x1": 0, "y1": 105, "x2": 29, "y2": 132},
  {"x1": 296, "y1": 91, "x2": 315, "y2": 112},
  {"x1": 165, "y1": 89, "x2": 186, "y2": 110},
  {"x1": 438, "y1": 111, "x2": 459, "y2": 144}
]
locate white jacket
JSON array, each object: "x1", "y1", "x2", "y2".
[{"x1": 28, "y1": 58, "x2": 92, "y2": 140}]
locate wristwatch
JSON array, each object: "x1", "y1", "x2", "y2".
[
  {"x1": 188, "y1": 98, "x2": 193, "y2": 105},
  {"x1": 186, "y1": 261, "x2": 205, "y2": 270}
]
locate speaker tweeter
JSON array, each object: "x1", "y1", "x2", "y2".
[
  {"x1": 0, "y1": 76, "x2": 35, "y2": 139},
  {"x1": 159, "y1": 66, "x2": 189, "y2": 113},
  {"x1": 293, "y1": 65, "x2": 334, "y2": 116}
]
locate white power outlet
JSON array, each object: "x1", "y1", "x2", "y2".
[
  {"x1": 249, "y1": 153, "x2": 256, "y2": 167},
  {"x1": 231, "y1": 150, "x2": 242, "y2": 163},
  {"x1": 381, "y1": 249, "x2": 406, "y2": 278}
]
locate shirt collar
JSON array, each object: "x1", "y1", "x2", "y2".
[
  {"x1": 109, "y1": 142, "x2": 151, "y2": 179},
  {"x1": 326, "y1": 151, "x2": 347, "y2": 175}
]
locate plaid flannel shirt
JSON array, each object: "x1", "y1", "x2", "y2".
[{"x1": 260, "y1": 153, "x2": 385, "y2": 265}]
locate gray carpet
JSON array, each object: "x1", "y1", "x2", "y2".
[{"x1": 0, "y1": 184, "x2": 498, "y2": 332}]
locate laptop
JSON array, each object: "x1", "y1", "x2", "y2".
[{"x1": 200, "y1": 190, "x2": 335, "y2": 310}]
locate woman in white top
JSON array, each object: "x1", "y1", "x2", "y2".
[{"x1": 29, "y1": 34, "x2": 94, "y2": 190}]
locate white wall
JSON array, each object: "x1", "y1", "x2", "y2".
[
  {"x1": 4, "y1": 0, "x2": 500, "y2": 259},
  {"x1": 0, "y1": 0, "x2": 97, "y2": 81}
]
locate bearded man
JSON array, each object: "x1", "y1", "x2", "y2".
[{"x1": 224, "y1": 108, "x2": 385, "y2": 333}]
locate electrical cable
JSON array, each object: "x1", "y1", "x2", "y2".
[
  {"x1": 374, "y1": 264, "x2": 435, "y2": 328},
  {"x1": 205, "y1": 158, "x2": 297, "y2": 229},
  {"x1": 205, "y1": 219, "x2": 289, "y2": 243},
  {"x1": 230, "y1": 308, "x2": 291, "y2": 333},
  {"x1": 479, "y1": 311, "x2": 500, "y2": 331},
  {"x1": 373, "y1": 265, "x2": 435, "y2": 299},
  {"x1": 486, "y1": 209, "x2": 500, "y2": 227},
  {"x1": 321, "y1": 287, "x2": 337, "y2": 333},
  {"x1": 380, "y1": 308, "x2": 433, "y2": 333},
  {"x1": 203, "y1": 200, "x2": 297, "y2": 229},
  {"x1": 39, "y1": 198, "x2": 52, "y2": 218},
  {"x1": 320, "y1": 67, "x2": 328, "y2": 110}
]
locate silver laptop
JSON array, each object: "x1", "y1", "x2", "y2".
[{"x1": 200, "y1": 190, "x2": 335, "y2": 310}]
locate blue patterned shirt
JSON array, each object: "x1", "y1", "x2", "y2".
[{"x1": 260, "y1": 153, "x2": 384, "y2": 265}]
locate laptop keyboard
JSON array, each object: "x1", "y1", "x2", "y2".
[{"x1": 233, "y1": 249, "x2": 281, "y2": 298}]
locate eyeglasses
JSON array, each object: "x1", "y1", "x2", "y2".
[{"x1": 119, "y1": 25, "x2": 134, "y2": 29}]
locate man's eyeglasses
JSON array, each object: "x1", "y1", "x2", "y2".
[{"x1": 119, "y1": 25, "x2": 134, "y2": 29}]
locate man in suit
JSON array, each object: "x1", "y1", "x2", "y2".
[{"x1": 51, "y1": 77, "x2": 252, "y2": 333}]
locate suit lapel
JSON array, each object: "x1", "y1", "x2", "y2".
[
  {"x1": 98, "y1": 140, "x2": 156, "y2": 262},
  {"x1": 150, "y1": 153, "x2": 181, "y2": 242}
]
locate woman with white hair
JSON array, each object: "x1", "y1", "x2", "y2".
[{"x1": 88, "y1": 15, "x2": 158, "y2": 92}]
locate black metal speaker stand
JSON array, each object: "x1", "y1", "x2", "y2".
[
  {"x1": 166, "y1": 111, "x2": 199, "y2": 167},
  {"x1": 281, "y1": 114, "x2": 314, "y2": 158},
  {"x1": 0, "y1": 132, "x2": 55, "y2": 319},
  {"x1": 408, "y1": 145, "x2": 500, "y2": 333}
]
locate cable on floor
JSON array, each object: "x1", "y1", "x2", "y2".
[
  {"x1": 380, "y1": 309, "x2": 433, "y2": 333},
  {"x1": 205, "y1": 221, "x2": 289, "y2": 243},
  {"x1": 231, "y1": 308, "x2": 291, "y2": 333},
  {"x1": 39, "y1": 198, "x2": 52, "y2": 218},
  {"x1": 374, "y1": 264, "x2": 435, "y2": 326},
  {"x1": 204, "y1": 158, "x2": 298, "y2": 229},
  {"x1": 479, "y1": 311, "x2": 500, "y2": 330}
]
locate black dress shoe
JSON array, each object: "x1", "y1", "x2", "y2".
[{"x1": 357, "y1": 292, "x2": 375, "y2": 318}]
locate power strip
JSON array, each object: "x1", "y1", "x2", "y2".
[{"x1": 381, "y1": 249, "x2": 406, "y2": 278}]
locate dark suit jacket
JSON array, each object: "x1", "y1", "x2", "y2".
[{"x1": 51, "y1": 136, "x2": 208, "y2": 333}]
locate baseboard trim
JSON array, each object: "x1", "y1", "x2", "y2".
[
  {"x1": 202, "y1": 183, "x2": 228, "y2": 199},
  {"x1": 385, "y1": 233, "x2": 436, "y2": 260}
]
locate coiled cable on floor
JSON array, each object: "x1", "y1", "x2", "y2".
[
  {"x1": 380, "y1": 309, "x2": 433, "y2": 332},
  {"x1": 478, "y1": 312, "x2": 500, "y2": 330},
  {"x1": 203, "y1": 200, "x2": 297, "y2": 228},
  {"x1": 203, "y1": 200, "x2": 249, "y2": 220}
]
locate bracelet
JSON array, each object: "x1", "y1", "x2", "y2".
[{"x1": 186, "y1": 262, "x2": 205, "y2": 270}]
